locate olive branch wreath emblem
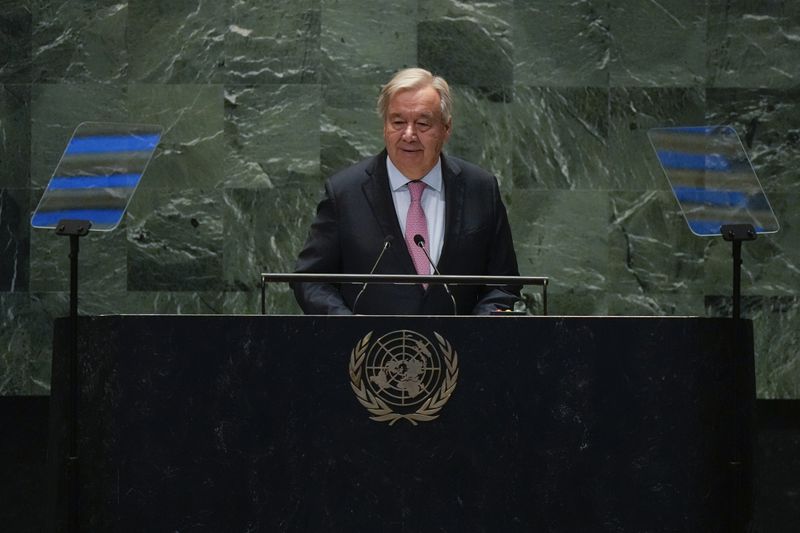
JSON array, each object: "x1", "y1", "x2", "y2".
[{"x1": 348, "y1": 331, "x2": 459, "y2": 426}]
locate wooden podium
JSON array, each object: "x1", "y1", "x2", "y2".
[{"x1": 48, "y1": 315, "x2": 755, "y2": 532}]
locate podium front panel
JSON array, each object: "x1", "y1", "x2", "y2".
[{"x1": 49, "y1": 315, "x2": 755, "y2": 532}]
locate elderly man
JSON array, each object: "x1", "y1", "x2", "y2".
[{"x1": 293, "y1": 67, "x2": 520, "y2": 315}]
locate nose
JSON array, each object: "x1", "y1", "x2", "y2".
[{"x1": 402, "y1": 123, "x2": 417, "y2": 141}]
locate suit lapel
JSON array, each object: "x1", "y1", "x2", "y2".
[
  {"x1": 438, "y1": 154, "x2": 463, "y2": 274},
  {"x1": 361, "y1": 152, "x2": 417, "y2": 274}
]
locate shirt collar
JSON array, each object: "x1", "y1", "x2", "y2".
[{"x1": 386, "y1": 155, "x2": 443, "y2": 193}]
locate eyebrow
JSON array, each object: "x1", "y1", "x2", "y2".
[{"x1": 388, "y1": 112, "x2": 435, "y2": 120}]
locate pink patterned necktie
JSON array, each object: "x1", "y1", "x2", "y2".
[{"x1": 405, "y1": 180, "x2": 430, "y2": 277}]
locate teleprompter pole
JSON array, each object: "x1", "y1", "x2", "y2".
[
  {"x1": 720, "y1": 223, "x2": 757, "y2": 532},
  {"x1": 55, "y1": 219, "x2": 91, "y2": 533},
  {"x1": 721, "y1": 224, "x2": 756, "y2": 321}
]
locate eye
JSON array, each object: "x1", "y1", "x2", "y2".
[
  {"x1": 416, "y1": 121, "x2": 431, "y2": 131},
  {"x1": 391, "y1": 119, "x2": 406, "y2": 130}
]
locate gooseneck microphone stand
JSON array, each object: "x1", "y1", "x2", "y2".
[
  {"x1": 413, "y1": 234, "x2": 458, "y2": 315},
  {"x1": 352, "y1": 236, "x2": 394, "y2": 314}
]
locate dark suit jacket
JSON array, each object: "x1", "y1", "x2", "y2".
[{"x1": 293, "y1": 150, "x2": 521, "y2": 315}]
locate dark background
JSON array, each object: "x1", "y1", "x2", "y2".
[{"x1": 2, "y1": 397, "x2": 798, "y2": 532}]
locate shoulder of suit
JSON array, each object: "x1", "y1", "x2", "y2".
[{"x1": 443, "y1": 154, "x2": 496, "y2": 184}]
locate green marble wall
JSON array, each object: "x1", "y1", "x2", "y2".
[{"x1": 1, "y1": 0, "x2": 798, "y2": 398}]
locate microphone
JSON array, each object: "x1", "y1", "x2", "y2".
[
  {"x1": 413, "y1": 234, "x2": 457, "y2": 315},
  {"x1": 352, "y1": 235, "x2": 394, "y2": 314}
]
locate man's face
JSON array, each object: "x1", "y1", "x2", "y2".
[{"x1": 383, "y1": 85, "x2": 451, "y2": 180}]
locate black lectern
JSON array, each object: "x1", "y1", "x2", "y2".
[{"x1": 48, "y1": 315, "x2": 754, "y2": 532}]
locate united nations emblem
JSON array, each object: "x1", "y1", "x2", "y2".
[{"x1": 349, "y1": 330, "x2": 458, "y2": 425}]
